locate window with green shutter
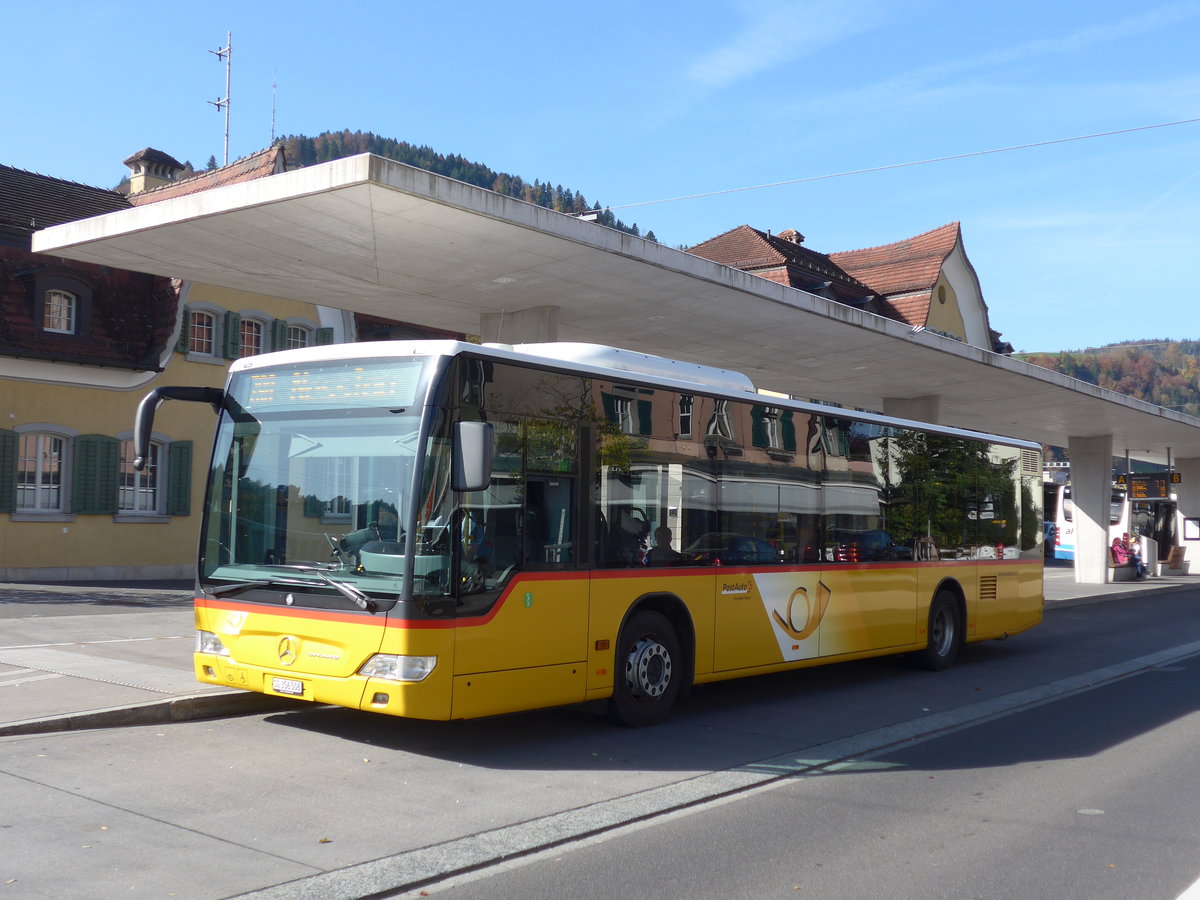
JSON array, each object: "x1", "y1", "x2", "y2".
[
  {"x1": 271, "y1": 318, "x2": 288, "y2": 352},
  {"x1": 72, "y1": 434, "x2": 119, "y2": 515},
  {"x1": 167, "y1": 441, "x2": 193, "y2": 516},
  {"x1": 223, "y1": 311, "x2": 242, "y2": 359},
  {"x1": 0, "y1": 429, "x2": 16, "y2": 513},
  {"x1": 751, "y1": 405, "x2": 769, "y2": 448},
  {"x1": 176, "y1": 305, "x2": 192, "y2": 353}
]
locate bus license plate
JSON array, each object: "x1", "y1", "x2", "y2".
[{"x1": 271, "y1": 676, "x2": 304, "y2": 697}]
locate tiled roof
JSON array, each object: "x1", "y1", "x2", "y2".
[
  {"x1": 878, "y1": 291, "x2": 932, "y2": 328},
  {"x1": 829, "y1": 222, "x2": 960, "y2": 297},
  {"x1": 687, "y1": 224, "x2": 906, "y2": 323},
  {"x1": 0, "y1": 165, "x2": 130, "y2": 237},
  {"x1": 128, "y1": 146, "x2": 285, "y2": 206},
  {"x1": 0, "y1": 165, "x2": 174, "y2": 369},
  {"x1": 688, "y1": 225, "x2": 876, "y2": 293},
  {"x1": 688, "y1": 225, "x2": 788, "y2": 270},
  {"x1": 0, "y1": 245, "x2": 177, "y2": 370}
]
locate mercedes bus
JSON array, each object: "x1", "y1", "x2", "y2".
[{"x1": 135, "y1": 340, "x2": 1044, "y2": 726}]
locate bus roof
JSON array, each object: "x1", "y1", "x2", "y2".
[{"x1": 228, "y1": 339, "x2": 1041, "y2": 452}]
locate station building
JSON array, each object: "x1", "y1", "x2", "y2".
[{"x1": 1, "y1": 148, "x2": 457, "y2": 581}]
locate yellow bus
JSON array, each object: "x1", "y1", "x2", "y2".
[{"x1": 135, "y1": 340, "x2": 1043, "y2": 726}]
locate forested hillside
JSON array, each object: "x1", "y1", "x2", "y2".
[
  {"x1": 1017, "y1": 339, "x2": 1200, "y2": 416},
  {"x1": 276, "y1": 130, "x2": 654, "y2": 241}
]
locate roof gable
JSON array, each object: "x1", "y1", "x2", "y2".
[
  {"x1": 687, "y1": 224, "x2": 881, "y2": 301},
  {"x1": 829, "y1": 222, "x2": 960, "y2": 297}
]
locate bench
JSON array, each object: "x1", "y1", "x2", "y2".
[{"x1": 1109, "y1": 549, "x2": 1137, "y2": 582}]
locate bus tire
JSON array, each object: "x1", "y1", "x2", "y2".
[
  {"x1": 607, "y1": 610, "x2": 682, "y2": 727},
  {"x1": 915, "y1": 591, "x2": 961, "y2": 671}
]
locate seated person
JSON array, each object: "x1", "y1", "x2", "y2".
[
  {"x1": 645, "y1": 526, "x2": 683, "y2": 566},
  {"x1": 1110, "y1": 536, "x2": 1131, "y2": 566},
  {"x1": 1122, "y1": 533, "x2": 1147, "y2": 579}
]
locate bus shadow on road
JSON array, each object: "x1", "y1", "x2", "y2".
[
  {"x1": 862, "y1": 654, "x2": 1200, "y2": 774},
  {"x1": 258, "y1": 641, "x2": 1050, "y2": 774}
]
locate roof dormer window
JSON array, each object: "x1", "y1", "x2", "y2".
[
  {"x1": 28, "y1": 272, "x2": 92, "y2": 339},
  {"x1": 43, "y1": 289, "x2": 76, "y2": 334}
]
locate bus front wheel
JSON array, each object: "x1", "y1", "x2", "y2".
[
  {"x1": 607, "y1": 610, "x2": 682, "y2": 727},
  {"x1": 915, "y1": 591, "x2": 961, "y2": 671}
]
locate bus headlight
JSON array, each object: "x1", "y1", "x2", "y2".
[
  {"x1": 358, "y1": 654, "x2": 437, "y2": 682},
  {"x1": 196, "y1": 630, "x2": 230, "y2": 657}
]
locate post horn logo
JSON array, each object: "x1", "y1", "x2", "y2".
[
  {"x1": 277, "y1": 636, "x2": 298, "y2": 666},
  {"x1": 771, "y1": 581, "x2": 831, "y2": 641}
]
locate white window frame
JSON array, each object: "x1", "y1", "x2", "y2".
[
  {"x1": 763, "y1": 407, "x2": 781, "y2": 449},
  {"x1": 286, "y1": 324, "x2": 311, "y2": 349},
  {"x1": 43, "y1": 289, "x2": 76, "y2": 334},
  {"x1": 678, "y1": 394, "x2": 694, "y2": 437},
  {"x1": 187, "y1": 309, "x2": 217, "y2": 356},
  {"x1": 706, "y1": 399, "x2": 733, "y2": 440},
  {"x1": 13, "y1": 424, "x2": 77, "y2": 520},
  {"x1": 181, "y1": 302, "x2": 226, "y2": 364},
  {"x1": 239, "y1": 318, "x2": 265, "y2": 357},
  {"x1": 117, "y1": 437, "x2": 166, "y2": 517},
  {"x1": 614, "y1": 397, "x2": 634, "y2": 435}
]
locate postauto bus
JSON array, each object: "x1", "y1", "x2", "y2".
[{"x1": 135, "y1": 340, "x2": 1043, "y2": 726}]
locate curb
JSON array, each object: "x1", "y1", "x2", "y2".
[
  {"x1": 1046, "y1": 581, "x2": 1197, "y2": 610},
  {"x1": 0, "y1": 691, "x2": 304, "y2": 738}
]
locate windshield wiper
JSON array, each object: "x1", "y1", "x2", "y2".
[
  {"x1": 207, "y1": 579, "x2": 271, "y2": 596},
  {"x1": 269, "y1": 564, "x2": 377, "y2": 612}
]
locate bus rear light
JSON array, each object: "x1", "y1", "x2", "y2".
[
  {"x1": 196, "y1": 630, "x2": 230, "y2": 657},
  {"x1": 358, "y1": 654, "x2": 437, "y2": 682}
]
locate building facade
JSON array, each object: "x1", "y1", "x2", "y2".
[{"x1": 1, "y1": 147, "x2": 456, "y2": 581}]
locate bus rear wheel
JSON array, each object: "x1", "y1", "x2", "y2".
[
  {"x1": 915, "y1": 591, "x2": 961, "y2": 671},
  {"x1": 607, "y1": 610, "x2": 682, "y2": 727}
]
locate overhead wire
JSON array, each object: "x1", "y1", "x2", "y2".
[{"x1": 604, "y1": 117, "x2": 1200, "y2": 212}]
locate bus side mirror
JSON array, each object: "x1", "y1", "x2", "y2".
[
  {"x1": 452, "y1": 421, "x2": 494, "y2": 492},
  {"x1": 133, "y1": 386, "x2": 225, "y2": 470}
]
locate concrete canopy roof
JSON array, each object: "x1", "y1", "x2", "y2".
[{"x1": 32, "y1": 153, "x2": 1200, "y2": 464}]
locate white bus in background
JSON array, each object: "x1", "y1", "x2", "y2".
[{"x1": 1046, "y1": 484, "x2": 1176, "y2": 562}]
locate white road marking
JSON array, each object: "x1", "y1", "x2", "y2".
[
  {"x1": 0, "y1": 672, "x2": 65, "y2": 686},
  {"x1": 1177, "y1": 873, "x2": 1200, "y2": 900}
]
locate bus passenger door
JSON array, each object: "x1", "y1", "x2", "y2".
[{"x1": 454, "y1": 473, "x2": 588, "y2": 673}]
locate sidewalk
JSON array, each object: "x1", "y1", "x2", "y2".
[
  {"x1": 0, "y1": 581, "x2": 296, "y2": 737},
  {"x1": 1, "y1": 566, "x2": 1195, "y2": 738}
]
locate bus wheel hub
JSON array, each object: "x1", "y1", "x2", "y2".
[{"x1": 627, "y1": 637, "x2": 671, "y2": 699}]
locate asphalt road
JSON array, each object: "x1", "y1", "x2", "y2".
[
  {"x1": 3, "y1": 588, "x2": 1200, "y2": 899},
  {"x1": 424, "y1": 654, "x2": 1200, "y2": 900}
]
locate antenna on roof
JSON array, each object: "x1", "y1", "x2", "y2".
[
  {"x1": 208, "y1": 31, "x2": 232, "y2": 165},
  {"x1": 271, "y1": 69, "x2": 277, "y2": 144}
]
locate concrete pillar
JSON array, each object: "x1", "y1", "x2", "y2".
[
  {"x1": 882, "y1": 395, "x2": 940, "y2": 424},
  {"x1": 1069, "y1": 434, "x2": 1113, "y2": 584},
  {"x1": 1175, "y1": 457, "x2": 1200, "y2": 568},
  {"x1": 479, "y1": 306, "x2": 559, "y2": 344}
]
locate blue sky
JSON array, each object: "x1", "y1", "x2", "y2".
[{"x1": 9, "y1": 0, "x2": 1200, "y2": 353}]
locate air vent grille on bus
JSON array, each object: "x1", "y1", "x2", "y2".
[
  {"x1": 979, "y1": 575, "x2": 999, "y2": 601},
  {"x1": 1021, "y1": 450, "x2": 1041, "y2": 477}
]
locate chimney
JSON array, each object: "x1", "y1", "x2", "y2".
[{"x1": 122, "y1": 148, "x2": 186, "y2": 194}]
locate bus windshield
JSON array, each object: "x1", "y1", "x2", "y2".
[{"x1": 199, "y1": 356, "x2": 438, "y2": 598}]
